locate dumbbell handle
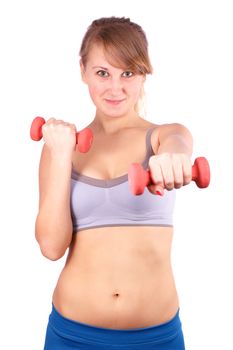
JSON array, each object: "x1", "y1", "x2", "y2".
[
  {"x1": 30, "y1": 116, "x2": 93, "y2": 153},
  {"x1": 129, "y1": 157, "x2": 210, "y2": 195}
]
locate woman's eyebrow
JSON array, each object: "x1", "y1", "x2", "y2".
[{"x1": 92, "y1": 66, "x2": 109, "y2": 70}]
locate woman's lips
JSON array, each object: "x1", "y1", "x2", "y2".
[{"x1": 105, "y1": 98, "x2": 125, "y2": 105}]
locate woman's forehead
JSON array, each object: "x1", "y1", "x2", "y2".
[
  {"x1": 86, "y1": 44, "x2": 128, "y2": 70},
  {"x1": 87, "y1": 44, "x2": 106, "y2": 61}
]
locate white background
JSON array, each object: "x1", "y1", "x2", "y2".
[{"x1": 0, "y1": 0, "x2": 232, "y2": 349}]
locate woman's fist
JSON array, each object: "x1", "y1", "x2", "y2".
[
  {"x1": 42, "y1": 118, "x2": 77, "y2": 157},
  {"x1": 147, "y1": 153, "x2": 192, "y2": 195}
]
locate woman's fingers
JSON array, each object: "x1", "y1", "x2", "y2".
[{"x1": 148, "y1": 153, "x2": 192, "y2": 194}]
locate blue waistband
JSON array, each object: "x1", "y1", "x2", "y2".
[{"x1": 48, "y1": 303, "x2": 182, "y2": 346}]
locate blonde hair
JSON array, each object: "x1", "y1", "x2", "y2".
[{"x1": 79, "y1": 17, "x2": 153, "y2": 117}]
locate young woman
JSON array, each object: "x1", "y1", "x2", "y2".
[{"x1": 37, "y1": 16, "x2": 193, "y2": 349}]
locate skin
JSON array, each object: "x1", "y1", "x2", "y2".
[
  {"x1": 80, "y1": 45, "x2": 146, "y2": 134},
  {"x1": 35, "y1": 43, "x2": 193, "y2": 329}
]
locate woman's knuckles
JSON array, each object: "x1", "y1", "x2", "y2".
[{"x1": 149, "y1": 153, "x2": 192, "y2": 190}]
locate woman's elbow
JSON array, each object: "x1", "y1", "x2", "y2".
[
  {"x1": 36, "y1": 238, "x2": 68, "y2": 261},
  {"x1": 35, "y1": 222, "x2": 70, "y2": 260},
  {"x1": 35, "y1": 216, "x2": 72, "y2": 261}
]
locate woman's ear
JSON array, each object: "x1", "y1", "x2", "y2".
[{"x1": 80, "y1": 60, "x2": 87, "y2": 83}]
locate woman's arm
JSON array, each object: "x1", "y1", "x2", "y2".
[
  {"x1": 35, "y1": 119, "x2": 76, "y2": 260},
  {"x1": 35, "y1": 144, "x2": 73, "y2": 260},
  {"x1": 156, "y1": 123, "x2": 193, "y2": 156}
]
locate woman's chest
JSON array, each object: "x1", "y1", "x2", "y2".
[{"x1": 71, "y1": 127, "x2": 156, "y2": 180}]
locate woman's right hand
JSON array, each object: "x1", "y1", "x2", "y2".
[{"x1": 42, "y1": 118, "x2": 77, "y2": 158}]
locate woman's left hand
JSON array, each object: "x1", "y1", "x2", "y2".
[{"x1": 147, "y1": 152, "x2": 192, "y2": 195}]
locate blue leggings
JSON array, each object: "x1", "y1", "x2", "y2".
[{"x1": 44, "y1": 304, "x2": 185, "y2": 349}]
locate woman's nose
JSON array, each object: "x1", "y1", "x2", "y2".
[{"x1": 108, "y1": 77, "x2": 124, "y2": 94}]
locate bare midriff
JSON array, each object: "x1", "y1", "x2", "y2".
[{"x1": 52, "y1": 225, "x2": 179, "y2": 330}]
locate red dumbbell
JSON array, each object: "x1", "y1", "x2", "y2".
[
  {"x1": 128, "y1": 157, "x2": 210, "y2": 195},
  {"x1": 30, "y1": 116, "x2": 93, "y2": 153}
]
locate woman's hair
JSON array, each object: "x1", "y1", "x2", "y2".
[
  {"x1": 79, "y1": 17, "x2": 153, "y2": 75},
  {"x1": 79, "y1": 17, "x2": 153, "y2": 117}
]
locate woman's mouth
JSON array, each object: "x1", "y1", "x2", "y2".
[{"x1": 105, "y1": 98, "x2": 125, "y2": 105}]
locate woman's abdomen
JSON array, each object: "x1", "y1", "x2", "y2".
[{"x1": 52, "y1": 226, "x2": 179, "y2": 329}]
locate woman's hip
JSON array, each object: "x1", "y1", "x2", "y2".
[{"x1": 43, "y1": 303, "x2": 185, "y2": 349}]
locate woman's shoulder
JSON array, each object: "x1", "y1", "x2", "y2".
[
  {"x1": 147, "y1": 121, "x2": 188, "y2": 130},
  {"x1": 151, "y1": 122, "x2": 192, "y2": 139},
  {"x1": 148, "y1": 121, "x2": 191, "y2": 135}
]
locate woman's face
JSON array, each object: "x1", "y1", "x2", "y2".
[{"x1": 80, "y1": 44, "x2": 145, "y2": 118}]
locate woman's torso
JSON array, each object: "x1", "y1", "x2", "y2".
[{"x1": 52, "y1": 122, "x2": 179, "y2": 329}]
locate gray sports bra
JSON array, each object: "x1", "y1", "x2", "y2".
[{"x1": 70, "y1": 126, "x2": 176, "y2": 233}]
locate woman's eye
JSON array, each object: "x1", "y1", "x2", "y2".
[
  {"x1": 122, "y1": 71, "x2": 134, "y2": 78},
  {"x1": 97, "y1": 70, "x2": 109, "y2": 77}
]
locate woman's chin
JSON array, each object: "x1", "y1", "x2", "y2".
[{"x1": 99, "y1": 108, "x2": 128, "y2": 119}]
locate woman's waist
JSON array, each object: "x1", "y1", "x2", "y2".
[
  {"x1": 49, "y1": 302, "x2": 182, "y2": 341},
  {"x1": 58, "y1": 246, "x2": 175, "y2": 294},
  {"x1": 62, "y1": 250, "x2": 174, "y2": 286},
  {"x1": 53, "y1": 263, "x2": 178, "y2": 311},
  {"x1": 52, "y1": 272, "x2": 179, "y2": 329}
]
